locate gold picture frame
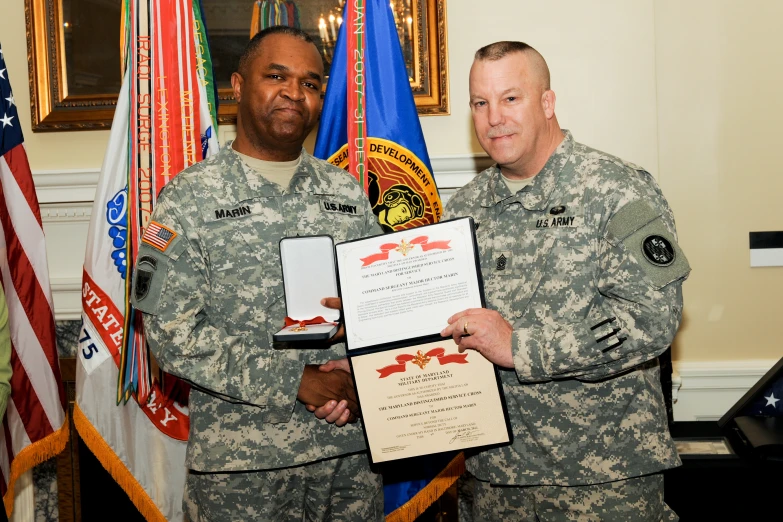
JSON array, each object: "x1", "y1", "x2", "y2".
[{"x1": 25, "y1": 0, "x2": 449, "y2": 132}]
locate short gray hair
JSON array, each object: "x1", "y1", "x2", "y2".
[
  {"x1": 474, "y1": 41, "x2": 550, "y2": 90},
  {"x1": 475, "y1": 41, "x2": 534, "y2": 61}
]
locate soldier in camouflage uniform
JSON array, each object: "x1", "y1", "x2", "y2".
[
  {"x1": 130, "y1": 26, "x2": 383, "y2": 522},
  {"x1": 440, "y1": 42, "x2": 690, "y2": 521}
]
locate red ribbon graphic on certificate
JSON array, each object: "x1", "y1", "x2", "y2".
[
  {"x1": 376, "y1": 348, "x2": 468, "y2": 378},
  {"x1": 360, "y1": 236, "x2": 451, "y2": 266}
]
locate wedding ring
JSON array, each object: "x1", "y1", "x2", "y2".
[{"x1": 463, "y1": 321, "x2": 469, "y2": 335}]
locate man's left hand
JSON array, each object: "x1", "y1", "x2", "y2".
[
  {"x1": 441, "y1": 308, "x2": 515, "y2": 368},
  {"x1": 306, "y1": 399, "x2": 354, "y2": 426}
]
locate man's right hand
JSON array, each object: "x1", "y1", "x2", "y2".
[
  {"x1": 297, "y1": 364, "x2": 359, "y2": 423},
  {"x1": 320, "y1": 297, "x2": 346, "y2": 344}
]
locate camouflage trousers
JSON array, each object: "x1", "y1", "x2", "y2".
[
  {"x1": 458, "y1": 472, "x2": 678, "y2": 522},
  {"x1": 183, "y1": 452, "x2": 383, "y2": 522}
]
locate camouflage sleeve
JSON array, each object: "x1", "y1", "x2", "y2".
[
  {"x1": 363, "y1": 201, "x2": 384, "y2": 237},
  {"x1": 131, "y1": 185, "x2": 305, "y2": 420},
  {"x1": 513, "y1": 177, "x2": 690, "y2": 382}
]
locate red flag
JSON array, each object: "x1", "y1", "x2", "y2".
[{"x1": 0, "y1": 42, "x2": 69, "y2": 517}]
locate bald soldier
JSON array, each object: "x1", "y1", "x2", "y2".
[
  {"x1": 440, "y1": 41, "x2": 690, "y2": 521},
  {"x1": 131, "y1": 26, "x2": 383, "y2": 522}
]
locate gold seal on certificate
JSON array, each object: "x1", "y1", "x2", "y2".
[{"x1": 335, "y1": 217, "x2": 512, "y2": 463}]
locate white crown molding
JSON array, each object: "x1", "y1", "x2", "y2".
[
  {"x1": 672, "y1": 359, "x2": 778, "y2": 421},
  {"x1": 34, "y1": 168, "x2": 100, "y2": 205},
  {"x1": 674, "y1": 360, "x2": 774, "y2": 388},
  {"x1": 40, "y1": 202, "x2": 93, "y2": 223}
]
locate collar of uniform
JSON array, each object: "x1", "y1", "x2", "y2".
[
  {"x1": 225, "y1": 142, "x2": 321, "y2": 199},
  {"x1": 479, "y1": 165, "x2": 512, "y2": 208},
  {"x1": 288, "y1": 152, "x2": 331, "y2": 194},
  {"x1": 480, "y1": 130, "x2": 574, "y2": 211},
  {"x1": 204, "y1": 143, "x2": 261, "y2": 202}
]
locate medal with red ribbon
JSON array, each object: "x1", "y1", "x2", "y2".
[{"x1": 283, "y1": 316, "x2": 335, "y2": 332}]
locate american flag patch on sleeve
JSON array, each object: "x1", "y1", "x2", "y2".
[{"x1": 142, "y1": 221, "x2": 178, "y2": 252}]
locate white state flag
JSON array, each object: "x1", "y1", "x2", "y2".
[{"x1": 75, "y1": 72, "x2": 189, "y2": 522}]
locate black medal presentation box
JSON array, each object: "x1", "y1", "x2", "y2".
[
  {"x1": 335, "y1": 217, "x2": 512, "y2": 464},
  {"x1": 272, "y1": 235, "x2": 340, "y2": 342}
]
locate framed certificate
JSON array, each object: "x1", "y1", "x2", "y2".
[
  {"x1": 335, "y1": 217, "x2": 512, "y2": 463},
  {"x1": 336, "y1": 217, "x2": 486, "y2": 352},
  {"x1": 350, "y1": 338, "x2": 511, "y2": 463}
]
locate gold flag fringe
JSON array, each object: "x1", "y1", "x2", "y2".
[
  {"x1": 2, "y1": 413, "x2": 69, "y2": 518},
  {"x1": 385, "y1": 452, "x2": 466, "y2": 522},
  {"x1": 73, "y1": 403, "x2": 168, "y2": 522}
]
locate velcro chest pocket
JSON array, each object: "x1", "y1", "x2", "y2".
[
  {"x1": 296, "y1": 194, "x2": 364, "y2": 241},
  {"x1": 202, "y1": 206, "x2": 284, "y2": 330}
]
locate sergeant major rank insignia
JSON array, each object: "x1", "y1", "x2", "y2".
[{"x1": 496, "y1": 253, "x2": 507, "y2": 271}]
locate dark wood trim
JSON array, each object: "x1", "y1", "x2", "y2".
[{"x1": 56, "y1": 357, "x2": 80, "y2": 522}]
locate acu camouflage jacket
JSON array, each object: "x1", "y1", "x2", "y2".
[
  {"x1": 443, "y1": 131, "x2": 690, "y2": 486},
  {"x1": 131, "y1": 145, "x2": 382, "y2": 472}
]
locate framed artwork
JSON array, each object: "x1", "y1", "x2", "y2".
[{"x1": 25, "y1": 0, "x2": 449, "y2": 132}]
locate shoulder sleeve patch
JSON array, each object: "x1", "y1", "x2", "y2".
[
  {"x1": 607, "y1": 201, "x2": 691, "y2": 288},
  {"x1": 130, "y1": 252, "x2": 167, "y2": 314}
]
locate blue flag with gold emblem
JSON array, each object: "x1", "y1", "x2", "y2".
[
  {"x1": 314, "y1": 1, "x2": 462, "y2": 520},
  {"x1": 314, "y1": 0, "x2": 442, "y2": 232}
]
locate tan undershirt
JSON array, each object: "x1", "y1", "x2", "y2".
[
  {"x1": 501, "y1": 172, "x2": 536, "y2": 194},
  {"x1": 232, "y1": 146, "x2": 302, "y2": 189}
]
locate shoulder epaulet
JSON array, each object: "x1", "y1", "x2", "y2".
[
  {"x1": 576, "y1": 142, "x2": 649, "y2": 175},
  {"x1": 622, "y1": 160, "x2": 646, "y2": 172}
]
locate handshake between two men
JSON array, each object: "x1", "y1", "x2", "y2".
[{"x1": 297, "y1": 296, "x2": 515, "y2": 427}]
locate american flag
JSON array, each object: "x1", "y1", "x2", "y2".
[
  {"x1": 740, "y1": 357, "x2": 783, "y2": 417},
  {"x1": 141, "y1": 221, "x2": 177, "y2": 252},
  {"x1": 0, "y1": 43, "x2": 68, "y2": 514}
]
